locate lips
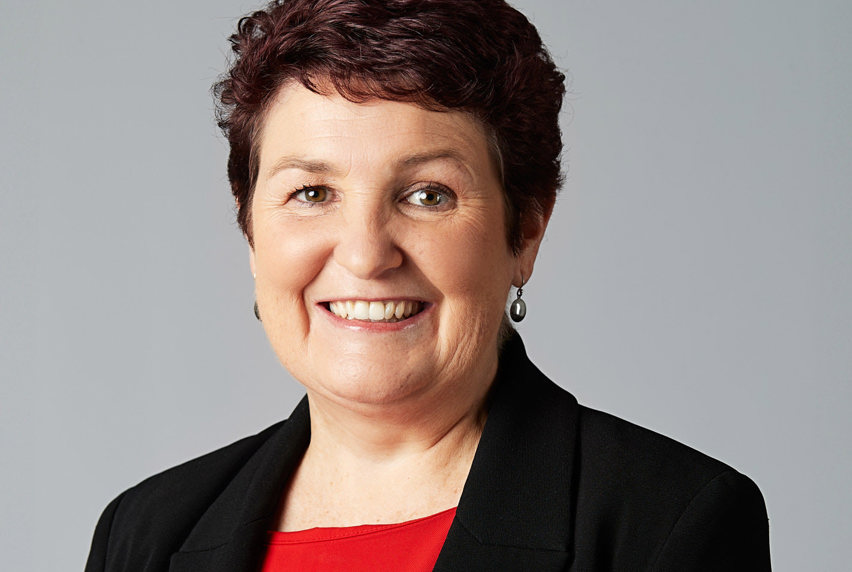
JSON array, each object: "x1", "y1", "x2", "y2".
[{"x1": 326, "y1": 300, "x2": 424, "y2": 322}]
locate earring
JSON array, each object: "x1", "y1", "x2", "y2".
[
  {"x1": 510, "y1": 275, "x2": 527, "y2": 322},
  {"x1": 252, "y1": 270, "x2": 261, "y2": 321}
]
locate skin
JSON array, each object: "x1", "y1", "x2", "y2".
[{"x1": 249, "y1": 83, "x2": 549, "y2": 528}]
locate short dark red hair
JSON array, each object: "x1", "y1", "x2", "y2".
[{"x1": 214, "y1": 0, "x2": 565, "y2": 252}]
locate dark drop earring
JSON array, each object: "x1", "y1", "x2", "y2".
[
  {"x1": 510, "y1": 276, "x2": 527, "y2": 322},
  {"x1": 254, "y1": 300, "x2": 261, "y2": 321}
]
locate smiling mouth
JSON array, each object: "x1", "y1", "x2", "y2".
[{"x1": 325, "y1": 300, "x2": 425, "y2": 323}]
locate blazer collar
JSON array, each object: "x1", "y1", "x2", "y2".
[
  {"x1": 434, "y1": 333, "x2": 579, "y2": 570},
  {"x1": 169, "y1": 334, "x2": 579, "y2": 571},
  {"x1": 169, "y1": 398, "x2": 311, "y2": 572}
]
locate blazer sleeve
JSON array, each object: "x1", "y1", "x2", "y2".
[
  {"x1": 653, "y1": 470, "x2": 771, "y2": 571},
  {"x1": 84, "y1": 492, "x2": 125, "y2": 572}
]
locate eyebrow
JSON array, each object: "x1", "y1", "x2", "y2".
[
  {"x1": 266, "y1": 157, "x2": 337, "y2": 178},
  {"x1": 265, "y1": 149, "x2": 473, "y2": 179},
  {"x1": 401, "y1": 150, "x2": 477, "y2": 183},
  {"x1": 400, "y1": 150, "x2": 469, "y2": 168}
]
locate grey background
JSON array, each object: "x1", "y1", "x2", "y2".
[{"x1": 2, "y1": 0, "x2": 849, "y2": 569}]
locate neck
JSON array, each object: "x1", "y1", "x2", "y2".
[
  {"x1": 304, "y1": 362, "x2": 493, "y2": 470},
  {"x1": 277, "y1": 358, "x2": 497, "y2": 529}
]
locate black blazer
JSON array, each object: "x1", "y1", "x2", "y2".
[{"x1": 85, "y1": 335, "x2": 770, "y2": 571}]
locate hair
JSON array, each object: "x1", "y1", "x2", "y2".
[{"x1": 214, "y1": 0, "x2": 565, "y2": 253}]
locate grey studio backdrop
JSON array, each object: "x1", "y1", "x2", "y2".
[{"x1": 1, "y1": 0, "x2": 849, "y2": 570}]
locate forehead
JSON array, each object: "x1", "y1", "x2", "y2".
[{"x1": 256, "y1": 84, "x2": 498, "y2": 173}]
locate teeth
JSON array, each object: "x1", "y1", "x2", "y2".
[
  {"x1": 353, "y1": 300, "x2": 369, "y2": 320},
  {"x1": 328, "y1": 300, "x2": 423, "y2": 322},
  {"x1": 368, "y1": 301, "x2": 385, "y2": 321}
]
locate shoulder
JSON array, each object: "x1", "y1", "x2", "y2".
[
  {"x1": 572, "y1": 405, "x2": 770, "y2": 569},
  {"x1": 577, "y1": 405, "x2": 732, "y2": 492},
  {"x1": 84, "y1": 419, "x2": 286, "y2": 571},
  {"x1": 457, "y1": 337, "x2": 770, "y2": 568},
  {"x1": 118, "y1": 419, "x2": 285, "y2": 516}
]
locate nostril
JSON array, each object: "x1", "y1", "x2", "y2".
[{"x1": 332, "y1": 226, "x2": 404, "y2": 280}]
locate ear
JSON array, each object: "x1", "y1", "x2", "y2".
[{"x1": 514, "y1": 201, "x2": 554, "y2": 287}]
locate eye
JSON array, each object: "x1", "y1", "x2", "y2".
[
  {"x1": 405, "y1": 187, "x2": 450, "y2": 207},
  {"x1": 294, "y1": 186, "x2": 329, "y2": 203}
]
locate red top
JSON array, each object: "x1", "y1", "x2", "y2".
[{"x1": 260, "y1": 507, "x2": 457, "y2": 572}]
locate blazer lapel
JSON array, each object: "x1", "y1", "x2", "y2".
[
  {"x1": 168, "y1": 398, "x2": 311, "y2": 572},
  {"x1": 434, "y1": 335, "x2": 580, "y2": 571}
]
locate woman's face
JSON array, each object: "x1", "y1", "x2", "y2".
[{"x1": 250, "y1": 84, "x2": 543, "y2": 410}]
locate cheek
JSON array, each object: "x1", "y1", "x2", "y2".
[
  {"x1": 423, "y1": 223, "x2": 513, "y2": 370},
  {"x1": 254, "y1": 221, "x2": 329, "y2": 316},
  {"x1": 416, "y1": 214, "x2": 514, "y2": 306}
]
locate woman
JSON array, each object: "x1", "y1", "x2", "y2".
[{"x1": 86, "y1": 0, "x2": 770, "y2": 570}]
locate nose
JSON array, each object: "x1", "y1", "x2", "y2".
[{"x1": 333, "y1": 207, "x2": 404, "y2": 280}]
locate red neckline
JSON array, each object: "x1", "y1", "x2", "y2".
[{"x1": 267, "y1": 506, "x2": 458, "y2": 545}]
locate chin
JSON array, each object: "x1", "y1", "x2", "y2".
[
  {"x1": 307, "y1": 358, "x2": 435, "y2": 408},
  {"x1": 315, "y1": 379, "x2": 427, "y2": 409}
]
